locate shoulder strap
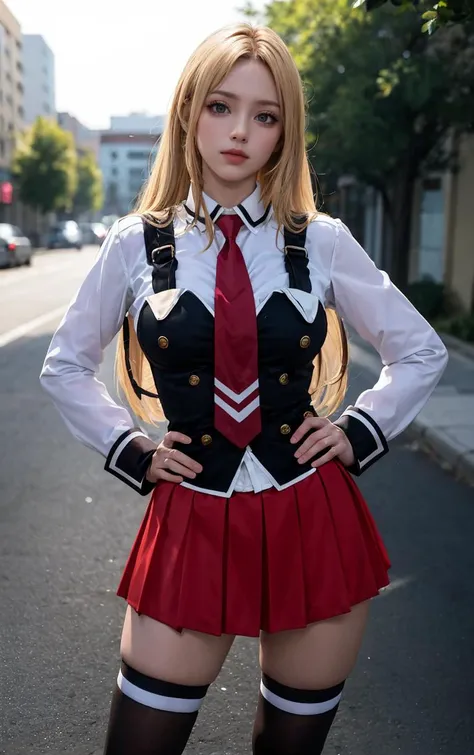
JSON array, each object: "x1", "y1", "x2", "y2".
[
  {"x1": 283, "y1": 216, "x2": 311, "y2": 293},
  {"x1": 121, "y1": 213, "x2": 177, "y2": 401},
  {"x1": 143, "y1": 213, "x2": 177, "y2": 293}
]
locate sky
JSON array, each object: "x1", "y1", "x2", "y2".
[{"x1": 8, "y1": 0, "x2": 265, "y2": 130}]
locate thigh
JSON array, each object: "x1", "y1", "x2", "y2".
[
  {"x1": 260, "y1": 600, "x2": 370, "y2": 690},
  {"x1": 120, "y1": 606, "x2": 235, "y2": 686}
]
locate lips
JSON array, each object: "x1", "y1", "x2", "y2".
[{"x1": 221, "y1": 149, "x2": 249, "y2": 158}]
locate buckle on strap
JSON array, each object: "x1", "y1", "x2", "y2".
[
  {"x1": 284, "y1": 244, "x2": 308, "y2": 258},
  {"x1": 151, "y1": 244, "x2": 175, "y2": 263}
]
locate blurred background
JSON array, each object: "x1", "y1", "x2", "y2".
[{"x1": 1, "y1": 2, "x2": 474, "y2": 754}]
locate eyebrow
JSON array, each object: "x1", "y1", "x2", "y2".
[{"x1": 209, "y1": 89, "x2": 280, "y2": 108}]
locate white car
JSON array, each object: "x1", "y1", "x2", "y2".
[{"x1": 0, "y1": 223, "x2": 33, "y2": 268}]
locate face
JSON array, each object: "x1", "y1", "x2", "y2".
[{"x1": 196, "y1": 58, "x2": 283, "y2": 195}]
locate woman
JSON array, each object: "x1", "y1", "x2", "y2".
[{"x1": 40, "y1": 23, "x2": 448, "y2": 755}]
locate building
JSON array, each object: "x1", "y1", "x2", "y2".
[
  {"x1": 334, "y1": 132, "x2": 474, "y2": 318},
  {"x1": 0, "y1": 0, "x2": 23, "y2": 206},
  {"x1": 110, "y1": 113, "x2": 164, "y2": 135},
  {"x1": 57, "y1": 112, "x2": 100, "y2": 160},
  {"x1": 100, "y1": 132, "x2": 159, "y2": 217},
  {"x1": 100, "y1": 114, "x2": 164, "y2": 217},
  {"x1": 22, "y1": 34, "x2": 55, "y2": 125}
]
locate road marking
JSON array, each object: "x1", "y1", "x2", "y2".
[{"x1": 0, "y1": 305, "x2": 66, "y2": 348}]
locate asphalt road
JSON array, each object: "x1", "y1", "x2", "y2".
[{"x1": 0, "y1": 248, "x2": 473, "y2": 755}]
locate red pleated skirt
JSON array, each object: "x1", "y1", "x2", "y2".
[{"x1": 117, "y1": 460, "x2": 390, "y2": 637}]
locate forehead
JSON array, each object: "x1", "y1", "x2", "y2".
[{"x1": 214, "y1": 58, "x2": 279, "y2": 102}]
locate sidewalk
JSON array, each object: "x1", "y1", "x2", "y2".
[{"x1": 348, "y1": 329, "x2": 474, "y2": 487}]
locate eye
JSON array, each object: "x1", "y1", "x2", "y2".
[
  {"x1": 256, "y1": 112, "x2": 278, "y2": 125},
  {"x1": 207, "y1": 101, "x2": 229, "y2": 115}
]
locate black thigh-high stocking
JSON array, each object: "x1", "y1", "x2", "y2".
[
  {"x1": 103, "y1": 661, "x2": 209, "y2": 755},
  {"x1": 252, "y1": 673, "x2": 345, "y2": 755}
]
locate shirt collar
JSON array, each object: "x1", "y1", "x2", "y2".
[{"x1": 183, "y1": 183, "x2": 271, "y2": 234}]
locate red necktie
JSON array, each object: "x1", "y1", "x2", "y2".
[{"x1": 214, "y1": 214, "x2": 261, "y2": 448}]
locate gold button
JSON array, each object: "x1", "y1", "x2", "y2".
[
  {"x1": 158, "y1": 336, "x2": 169, "y2": 349},
  {"x1": 279, "y1": 373, "x2": 289, "y2": 385},
  {"x1": 300, "y1": 335, "x2": 311, "y2": 349},
  {"x1": 201, "y1": 434, "x2": 213, "y2": 446},
  {"x1": 280, "y1": 424, "x2": 291, "y2": 435},
  {"x1": 189, "y1": 374, "x2": 200, "y2": 386},
  {"x1": 303, "y1": 410, "x2": 314, "y2": 418}
]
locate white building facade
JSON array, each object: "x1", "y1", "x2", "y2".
[
  {"x1": 22, "y1": 34, "x2": 55, "y2": 125},
  {"x1": 100, "y1": 114, "x2": 164, "y2": 217}
]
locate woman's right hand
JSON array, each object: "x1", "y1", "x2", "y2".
[{"x1": 145, "y1": 431, "x2": 203, "y2": 484}]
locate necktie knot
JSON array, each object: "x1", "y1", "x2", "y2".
[{"x1": 217, "y1": 214, "x2": 243, "y2": 242}]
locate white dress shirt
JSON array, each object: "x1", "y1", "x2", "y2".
[{"x1": 40, "y1": 184, "x2": 448, "y2": 495}]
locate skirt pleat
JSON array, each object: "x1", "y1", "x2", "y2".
[{"x1": 117, "y1": 460, "x2": 390, "y2": 637}]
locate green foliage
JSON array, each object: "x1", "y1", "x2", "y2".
[
  {"x1": 12, "y1": 117, "x2": 77, "y2": 215},
  {"x1": 264, "y1": 0, "x2": 474, "y2": 186},
  {"x1": 439, "y1": 313, "x2": 474, "y2": 341},
  {"x1": 73, "y1": 149, "x2": 103, "y2": 215},
  {"x1": 353, "y1": 0, "x2": 474, "y2": 33},
  {"x1": 404, "y1": 279, "x2": 451, "y2": 318}
]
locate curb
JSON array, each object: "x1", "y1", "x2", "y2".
[{"x1": 348, "y1": 335, "x2": 474, "y2": 487}]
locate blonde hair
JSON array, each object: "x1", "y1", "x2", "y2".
[{"x1": 116, "y1": 23, "x2": 348, "y2": 423}]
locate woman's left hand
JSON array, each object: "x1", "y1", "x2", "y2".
[{"x1": 291, "y1": 416, "x2": 355, "y2": 468}]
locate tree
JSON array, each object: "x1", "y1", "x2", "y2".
[
  {"x1": 258, "y1": 0, "x2": 474, "y2": 287},
  {"x1": 13, "y1": 117, "x2": 77, "y2": 215},
  {"x1": 353, "y1": 0, "x2": 474, "y2": 33},
  {"x1": 73, "y1": 149, "x2": 103, "y2": 216}
]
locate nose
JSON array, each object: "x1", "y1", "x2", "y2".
[{"x1": 230, "y1": 114, "x2": 249, "y2": 144}]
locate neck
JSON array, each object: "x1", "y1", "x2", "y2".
[{"x1": 201, "y1": 165, "x2": 257, "y2": 208}]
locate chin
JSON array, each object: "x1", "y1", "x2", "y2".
[{"x1": 212, "y1": 163, "x2": 259, "y2": 183}]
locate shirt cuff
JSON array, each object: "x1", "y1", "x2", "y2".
[
  {"x1": 104, "y1": 428, "x2": 157, "y2": 495},
  {"x1": 335, "y1": 406, "x2": 388, "y2": 475}
]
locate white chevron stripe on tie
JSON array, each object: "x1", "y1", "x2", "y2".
[
  {"x1": 214, "y1": 377, "x2": 259, "y2": 404},
  {"x1": 215, "y1": 394, "x2": 260, "y2": 422}
]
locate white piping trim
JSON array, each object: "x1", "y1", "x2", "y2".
[
  {"x1": 215, "y1": 394, "x2": 260, "y2": 422},
  {"x1": 117, "y1": 671, "x2": 204, "y2": 713},
  {"x1": 214, "y1": 377, "x2": 259, "y2": 404},
  {"x1": 109, "y1": 431, "x2": 147, "y2": 489},
  {"x1": 343, "y1": 409, "x2": 385, "y2": 469}
]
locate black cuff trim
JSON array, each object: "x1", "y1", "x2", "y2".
[
  {"x1": 336, "y1": 407, "x2": 388, "y2": 475},
  {"x1": 104, "y1": 428, "x2": 157, "y2": 495}
]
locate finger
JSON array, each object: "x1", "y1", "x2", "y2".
[
  {"x1": 163, "y1": 431, "x2": 192, "y2": 447},
  {"x1": 290, "y1": 417, "x2": 329, "y2": 444},
  {"x1": 155, "y1": 469, "x2": 184, "y2": 483},
  {"x1": 311, "y1": 445, "x2": 341, "y2": 469},
  {"x1": 165, "y1": 458, "x2": 199, "y2": 479},
  {"x1": 294, "y1": 429, "x2": 333, "y2": 459},
  {"x1": 168, "y1": 449, "x2": 203, "y2": 474},
  {"x1": 296, "y1": 435, "x2": 335, "y2": 465}
]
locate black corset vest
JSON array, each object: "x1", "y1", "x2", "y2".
[{"x1": 134, "y1": 216, "x2": 328, "y2": 495}]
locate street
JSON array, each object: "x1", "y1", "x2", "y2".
[{"x1": 1, "y1": 248, "x2": 473, "y2": 755}]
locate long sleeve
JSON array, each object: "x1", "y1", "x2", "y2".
[
  {"x1": 40, "y1": 221, "x2": 157, "y2": 495},
  {"x1": 328, "y1": 220, "x2": 448, "y2": 474}
]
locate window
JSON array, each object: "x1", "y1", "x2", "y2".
[
  {"x1": 129, "y1": 167, "x2": 144, "y2": 178},
  {"x1": 127, "y1": 150, "x2": 150, "y2": 160},
  {"x1": 417, "y1": 177, "x2": 445, "y2": 283},
  {"x1": 111, "y1": 167, "x2": 118, "y2": 176},
  {"x1": 17, "y1": 105, "x2": 23, "y2": 118},
  {"x1": 111, "y1": 151, "x2": 118, "y2": 160},
  {"x1": 0, "y1": 140, "x2": 4, "y2": 157}
]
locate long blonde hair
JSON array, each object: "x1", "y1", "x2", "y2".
[{"x1": 116, "y1": 23, "x2": 348, "y2": 423}]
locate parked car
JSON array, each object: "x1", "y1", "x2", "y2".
[
  {"x1": 79, "y1": 222, "x2": 108, "y2": 245},
  {"x1": 46, "y1": 220, "x2": 83, "y2": 250},
  {"x1": 0, "y1": 223, "x2": 33, "y2": 268}
]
